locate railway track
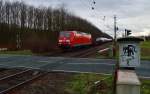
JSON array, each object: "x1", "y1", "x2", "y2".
[
  {"x1": 45, "y1": 42, "x2": 112, "y2": 58},
  {"x1": 66, "y1": 42, "x2": 112, "y2": 58},
  {"x1": 0, "y1": 69, "x2": 23, "y2": 78},
  {"x1": 0, "y1": 69, "x2": 46, "y2": 94}
]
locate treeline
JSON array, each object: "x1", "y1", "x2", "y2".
[
  {"x1": 0, "y1": 0, "x2": 111, "y2": 52},
  {"x1": 143, "y1": 36, "x2": 150, "y2": 41}
]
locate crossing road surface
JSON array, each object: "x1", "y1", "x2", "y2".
[{"x1": 0, "y1": 55, "x2": 150, "y2": 78}]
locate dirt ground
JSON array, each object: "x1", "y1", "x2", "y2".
[
  {"x1": 0, "y1": 69, "x2": 111, "y2": 94},
  {"x1": 10, "y1": 72, "x2": 73, "y2": 94}
]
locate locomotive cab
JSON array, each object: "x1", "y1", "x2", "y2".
[
  {"x1": 58, "y1": 31, "x2": 74, "y2": 48},
  {"x1": 58, "y1": 31, "x2": 92, "y2": 49}
]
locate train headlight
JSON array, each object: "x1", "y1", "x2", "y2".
[
  {"x1": 66, "y1": 40, "x2": 70, "y2": 42},
  {"x1": 59, "y1": 40, "x2": 62, "y2": 42}
]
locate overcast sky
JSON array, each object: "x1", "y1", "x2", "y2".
[{"x1": 7, "y1": 0, "x2": 150, "y2": 37}]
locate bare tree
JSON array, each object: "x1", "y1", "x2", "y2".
[{"x1": 0, "y1": 0, "x2": 111, "y2": 52}]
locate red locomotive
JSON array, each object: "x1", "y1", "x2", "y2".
[{"x1": 58, "y1": 31, "x2": 92, "y2": 49}]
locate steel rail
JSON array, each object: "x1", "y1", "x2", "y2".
[
  {"x1": 0, "y1": 69, "x2": 31, "y2": 81},
  {"x1": 0, "y1": 72, "x2": 47, "y2": 94}
]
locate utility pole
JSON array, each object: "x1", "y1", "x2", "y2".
[
  {"x1": 125, "y1": 29, "x2": 127, "y2": 37},
  {"x1": 113, "y1": 15, "x2": 117, "y2": 57},
  {"x1": 114, "y1": 15, "x2": 117, "y2": 41},
  {"x1": 113, "y1": 15, "x2": 118, "y2": 94}
]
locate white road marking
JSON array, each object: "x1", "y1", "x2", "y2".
[
  {"x1": 36, "y1": 63, "x2": 53, "y2": 68},
  {"x1": 139, "y1": 76, "x2": 150, "y2": 79},
  {"x1": 39, "y1": 61, "x2": 50, "y2": 63},
  {"x1": 98, "y1": 48, "x2": 110, "y2": 53},
  {"x1": 61, "y1": 57, "x2": 115, "y2": 61},
  {"x1": 52, "y1": 69, "x2": 112, "y2": 75},
  {"x1": 0, "y1": 56, "x2": 11, "y2": 59},
  {"x1": 0, "y1": 57, "x2": 8, "y2": 59},
  {"x1": 67, "y1": 62, "x2": 115, "y2": 66},
  {"x1": 36, "y1": 61, "x2": 64, "y2": 68},
  {"x1": 0, "y1": 64, "x2": 11, "y2": 67}
]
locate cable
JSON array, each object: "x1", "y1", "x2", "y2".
[
  {"x1": 70, "y1": 0, "x2": 115, "y2": 33},
  {"x1": 88, "y1": 1, "x2": 114, "y2": 30},
  {"x1": 79, "y1": 0, "x2": 110, "y2": 34}
]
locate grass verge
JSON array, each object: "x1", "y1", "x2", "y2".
[
  {"x1": 0, "y1": 50, "x2": 33, "y2": 55},
  {"x1": 65, "y1": 73, "x2": 113, "y2": 94},
  {"x1": 141, "y1": 41, "x2": 150, "y2": 60},
  {"x1": 141, "y1": 41, "x2": 150, "y2": 48},
  {"x1": 141, "y1": 79, "x2": 150, "y2": 94}
]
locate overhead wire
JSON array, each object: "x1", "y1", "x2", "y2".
[
  {"x1": 77, "y1": 0, "x2": 119, "y2": 37},
  {"x1": 89, "y1": 0, "x2": 114, "y2": 30},
  {"x1": 78, "y1": 0, "x2": 95, "y2": 20},
  {"x1": 90, "y1": 0, "x2": 133, "y2": 37},
  {"x1": 57, "y1": 0, "x2": 115, "y2": 35},
  {"x1": 79, "y1": 0, "x2": 104, "y2": 24}
]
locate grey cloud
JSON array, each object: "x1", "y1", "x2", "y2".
[
  {"x1": 4, "y1": 0, "x2": 150, "y2": 36},
  {"x1": 94, "y1": 0, "x2": 150, "y2": 18}
]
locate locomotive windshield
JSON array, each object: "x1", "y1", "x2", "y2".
[{"x1": 60, "y1": 31, "x2": 70, "y2": 38}]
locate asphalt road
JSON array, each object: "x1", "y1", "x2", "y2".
[{"x1": 0, "y1": 54, "x2": 150, "y2": 78}]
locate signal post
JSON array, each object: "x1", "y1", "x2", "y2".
[{"x1": 116, "y1": 37, "x2": 143, "y2": 94}]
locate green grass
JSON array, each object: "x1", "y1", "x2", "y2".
[
  {"x1": 141, "y1": 41, "x2": 150, "y2": 48},
  {"x1": 65, "y1": 73, "x2": 150, "y2": 94},
  {"x1": 0, "y1": 50, "x2": 33, "y2": 55},
  {"x1": 140, "y1": 41, "x2": 150, "y2": 60},
  {"x1": 65, "y1": 73, "x2": 113, "y2": 94},
  {"x1": 141, "y1": 79, "x2": 150, "y2": 94}
]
